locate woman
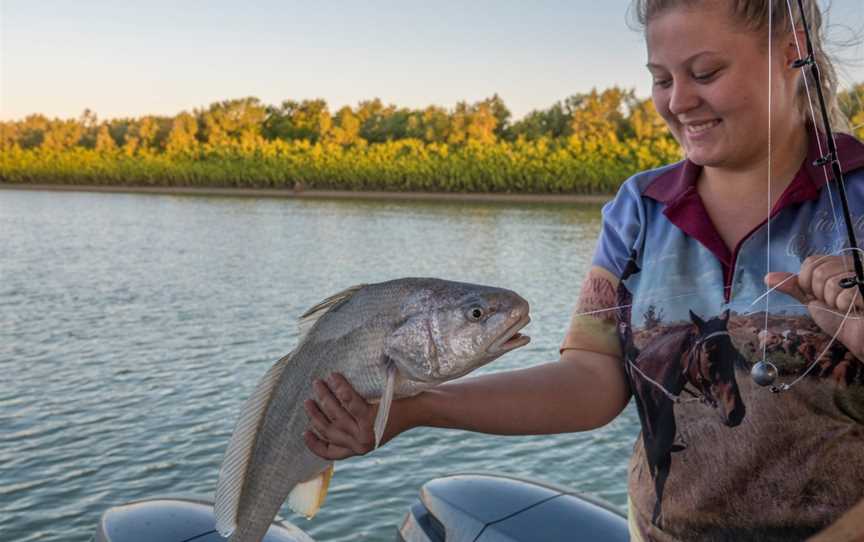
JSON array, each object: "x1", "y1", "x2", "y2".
[{"x1": 304, "y1": 1, "x2": 864, "y2": 539}]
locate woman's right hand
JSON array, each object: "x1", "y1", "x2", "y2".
[{"x1": 303, "y1": 373, "x2": 380, "y2": 460}]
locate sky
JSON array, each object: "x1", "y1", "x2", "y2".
[{"x1": 1, "y1": 0, "x2": 863, "y2": 122}]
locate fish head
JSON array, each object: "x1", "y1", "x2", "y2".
[{"x1": 385, "y1": 281, "x2": 531, "y2": 383}]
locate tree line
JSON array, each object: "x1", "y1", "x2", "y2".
[{"x1": 1, "y1": 84, "x2": 861, "y2": 194}]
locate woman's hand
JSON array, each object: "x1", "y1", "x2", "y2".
[
  {"x1": 303, "y1": 350, "x2": 631, "y2": 459},
  {"x1": 765, "y1": 254, "x2": 864, "y2": 359},
  {"x1": 303, "y1": 373, "x2": 379, "y2": 460}
]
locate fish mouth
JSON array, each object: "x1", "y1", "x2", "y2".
[{"x1": 490, "y1": 314, "x2": 531, "y2": 354}]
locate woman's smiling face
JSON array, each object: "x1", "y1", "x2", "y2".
[{"x1": 646, "y1": 2, "x2": 799, "y2": 171}]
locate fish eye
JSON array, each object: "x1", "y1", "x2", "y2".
[{"x1": 467, "y1": 306, "x2": 485, "y2": 322}]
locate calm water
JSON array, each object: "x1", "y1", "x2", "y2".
[{"x1": 0, "y1": 189, "x2": 639, "y2": 541}]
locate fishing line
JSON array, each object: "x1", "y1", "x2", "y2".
[
  {"x1": 626, "y1": 357, "x2": 709, "y2": 404},
  {"x1": 751, "y1": 0, "x2": 864, "y2": 391},
  {"x1": 624, "y1": 287, "x2": 863, "y2": 405},
  {"x1": 625, "y1": 330, "x2": 734, "y2": 405},
  {"x1": 749, "y1": 247, "x2": 864, "y2": 305},
  {"x1": 740, "y1": 304, "x2": 864, "y2": 320},
  {"x1": 570, "y1": 290, "x2": 728, "y2": 319},
  {"x1": 573, "y1": 247, "x2": 864, "y2": 325},
  {"x1": 769, "y1": 288, "x2": 859, "y2": 392},
  {"x1": 763, "y1": 0, "x2": 774, "y2": 369}
]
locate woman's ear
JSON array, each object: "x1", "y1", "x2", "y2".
[{"x1": 783, "y1": 25, "x2": 807, "y2": 70}]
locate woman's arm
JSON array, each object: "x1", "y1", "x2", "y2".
[{"x1": 304, "y1": 348, "x2": 631, "y2": 460}]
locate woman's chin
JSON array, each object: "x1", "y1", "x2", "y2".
[
  {"x1": 683, "y1": 144, "x2": 726, "y2": 168},
  {"x1": 684, "y1": 150, "x2": 712, "y2": 166}
]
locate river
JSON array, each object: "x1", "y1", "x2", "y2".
[{"x1": 0, "y1": 188, "x2": 639, "y2": 541}]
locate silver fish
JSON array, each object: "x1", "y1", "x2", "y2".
[{"x1": 214, "y1": 278, "x2": 531, "y2": 542}]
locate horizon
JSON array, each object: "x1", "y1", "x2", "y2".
[{"x1": 1, "y1": 1, "x2": 863, "y2": 122}]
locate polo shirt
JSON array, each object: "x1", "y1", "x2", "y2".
[{"x1": 565, "y1": 131, "x2": 864, "y2": 541}]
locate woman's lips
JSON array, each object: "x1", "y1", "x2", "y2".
[{"x1": 685, "y1": 119, "x2": 721, "y2": 136}]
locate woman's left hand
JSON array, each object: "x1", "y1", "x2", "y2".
[{"x1": 766, "y1": 254, "x2": 864, "y2": 359}]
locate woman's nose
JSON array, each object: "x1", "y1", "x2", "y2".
[{"x1": 668, "y1": 80, "x2": 700, "y2": 115}]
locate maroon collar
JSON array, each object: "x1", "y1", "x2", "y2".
[
  {"x1": 641, "y1": 131, "x2": 864, "y2": 302},
  {"x1": 644, "y1": 131, "x2": 864, "y2": 207}
]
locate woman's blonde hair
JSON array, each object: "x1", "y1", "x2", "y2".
[{"x1": 629, "y1": 0, "x2": 850, "y2": 133}]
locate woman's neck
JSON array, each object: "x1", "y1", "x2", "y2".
[
  {"x1": 696, "y1": 121, "x2": 809, "y2": 252},
  {"x1": 699, "y1": 120, "x2": 809, "y2": 206}
]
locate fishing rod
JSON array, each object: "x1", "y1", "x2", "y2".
[
  {"x1": 791, "y1": 0, "x2": 864, "y2": 299},
  {"x1": 750, "y1": 0, "x2": 864, "y2": 391}
]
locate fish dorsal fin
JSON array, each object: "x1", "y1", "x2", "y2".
[
  {"x1": 373, "y1": 361, "x2": 399, "y2": 449},
  {"x1": 214, "y1": 353, "x2": 293, "y2": 538},
  {"x1": 287, "y1": 464, "x2": 335, "y2": 519},
  {"x1": 297, "y1": 284, "x2": 367, "y2": 340}
]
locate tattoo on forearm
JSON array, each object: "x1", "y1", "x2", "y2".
[{"x1": 577, "y1": 277, "x2": 617, "y2": 323}]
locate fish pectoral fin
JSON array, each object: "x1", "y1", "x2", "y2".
[
  {"x1": 288, "y1": 464, "x2": 334, "y2": 519},
  {"x1": 373, "y1": 361, "x2": 398, "y2": 449}
]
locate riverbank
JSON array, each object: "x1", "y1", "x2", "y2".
[{"x1": 0, "y1": 183, "x2": 613, "y2": 205}]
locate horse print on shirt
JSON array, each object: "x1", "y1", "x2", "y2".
[
  {"x1": 616, "y1": 251, "x2": 747, "y2": 527},
  {"x1": 615, "y1": 236, "x2": 864, "y2": 540},
  {"x1": 625, "y1": 308, "x2": 748, "y2": 527}
]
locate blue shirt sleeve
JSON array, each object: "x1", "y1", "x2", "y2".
[{"x1": 592, "y1": 177, "x2": 646, "y2": 279}]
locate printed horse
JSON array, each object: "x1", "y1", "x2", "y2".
[{"x1": 628, "y1": 309, "x2": 747, "y2": 527}]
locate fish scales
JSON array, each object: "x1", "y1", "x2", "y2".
[
  {"x1": 230, "y1": 318, "x2": 391, "y2": 539},
  {"x1": 215, "y1": 278, "x2": 531, "y2": 542}
]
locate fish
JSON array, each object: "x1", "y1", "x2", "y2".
[{"x1": 213, "y1": 277, "x2": 531, "y2": 542}]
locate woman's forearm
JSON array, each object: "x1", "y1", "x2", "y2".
[{"x1": 388, "y1": 349, "x2": 630, "y2": 438}]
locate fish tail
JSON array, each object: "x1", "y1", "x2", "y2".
[{"x1": 214, "y1": 352, "x2": 294, "y2": 538}]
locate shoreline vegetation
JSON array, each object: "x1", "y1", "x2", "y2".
[{"x1": 1, "y1": 85, "x2": 861, "y2": 195}]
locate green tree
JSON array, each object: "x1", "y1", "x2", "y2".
[
  {"x1": 482, "y1": 94, "x2": 512, "y2": 140},
  {"x1": 326, "y1": 106, "x2": 362, "y2": 146},
  {"x1": 77, "y1": 109, "x2": 99, "y2": 148},
  {"x1": 94, "y1": 123, "x2": 118, "y2": 153},
  {"x1": 107, "y1": 119, "x2": 133, "y2": 148},
  {"x1": 447, "y1": 99, "x2": 500, "y2": 145},
  {"x1": 839, "y1": 83, "x2": 864, "y2": 120},
  {"x1": 510, "y1": 102, "x2": 570, "y2": 140},
  {"x1": 466, "y1": 101, "x2": 498, "y2": 144},
  {"x1": 18, "y1": 114, "x2": 50, "y2": 149},
  {"x1": 0, "y1": 122, "x2": 20, "y2": 150},
  {"x1": 264, "y1": 99, "x2": 331, "y2": 142},
  {"x1": 355, "y1": 98, "x2": 385, "y2": 136},
  {"x1": 358, "y1": 101, "x2": 412, "y2": 143},
  {"x1": 42, "y1": 119, "x2": 84, "y2": 152},
  {"x1": 166, "y1": 112, "x2": 199, "y2": 155},
  {"x1": 134, "y1": 116, "x2": 159, "y2": 150},
  {"x1": 568, "y1": 87, "x2": 635, "y2": 143},
  {"x1": 406, "y1": 106, "x2": 451, "y2": 143},
  {"x1": 839, "y1": 83, "x2": 864, "y2": 138},
  {"x1": 202, "y1": 97, "x2": 267, "y2": 145},
  {"x1": 627, "y1": 98, "x2": 668, "y2": 141}
]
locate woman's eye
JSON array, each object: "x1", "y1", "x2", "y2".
[
  {"x1": 694, "y1": 69, "x2": 720, "y2": 82},
  {"x1": 652, "y1": 78, "x2": 672, "y2": 88}
]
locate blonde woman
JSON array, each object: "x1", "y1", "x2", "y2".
[{"x1": 306, "y1": 1, "x2": 864, "y2": 539}]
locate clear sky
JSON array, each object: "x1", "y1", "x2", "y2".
[{"x1": 1, "y1": 0, "x2": 862, "y2": 122}]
